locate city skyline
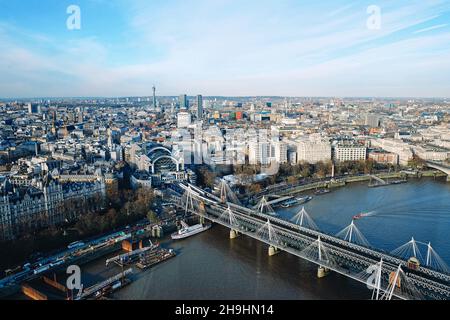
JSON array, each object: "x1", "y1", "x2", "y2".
[
  {"x1": 2, "y1": 93, "x2": 450, "y2": 101},
  {"x1": 0, "y1": 0, "x2": 450, "y2": 98}
]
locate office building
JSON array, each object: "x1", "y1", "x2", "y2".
[
  {"x1": 297, "y1": 141, "x2": 331, "y2": 164},
  {"x1": 249, "y1": 140, "x2": 271, "y2": 165},
  {"x1": 179, "y1": 94, "x2": 189, "y2": 110},
  {"x1": 365, "y1": 114, "x2": 381, "y2": 128},
  {"x1": 196, "y1": 95, "x2": 203, "y2": 119},
  {"x1": 152, "y1": 85, "x2": 157, "y2": 108},
  {"x1": 177, "y1": 111, "x2": 192, "y2": 128},
  {"x1": 333, "y1": 144, "x2": 367, "y2": 162}
]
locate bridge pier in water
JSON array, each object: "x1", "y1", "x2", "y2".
[
  {"x1": 268, "y1": 246, "x2": 279, "y2": 256},
  {"x1": 317, "y1": 266, "x2": 330, "y2": 278},
  {"x1": 229, "y1": 229, "x2": 239, "y2": 239}
]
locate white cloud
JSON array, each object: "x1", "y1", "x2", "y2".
[
  {"x1": 1, "y1": 0, "x2": 450, "y2": 97},
  {"x1": 413, "y1": 24, "x2": 448, "y2": 34}
]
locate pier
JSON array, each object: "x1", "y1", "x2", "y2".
[
  {"x1": 77, "y1": 269, "x2": 133, "y2": 300},
  {"x1": 136, "y1": 248, "x2": 176, "y2": 270}
]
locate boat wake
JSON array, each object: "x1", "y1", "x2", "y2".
[{"x1": 353, "y1": 211, "x2": 377, "y2": 220}]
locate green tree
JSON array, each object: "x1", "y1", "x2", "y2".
[
  {"x1": 300, "y1": 165, "x2": 311, "y2": 178},
  {"x1": 408, "y1": 155, "x2": 426, "y2": 169},
  {"x1": 247, "y1": 183, "x2": 262, "y2": 194},
  {"x1": 147, "y1": 210, "x2": 159, "y2": 224},
  {"x1": 287, "y1": 176, "x2": 298, "y2": 185}
]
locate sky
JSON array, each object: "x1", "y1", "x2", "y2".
[{"x1": 0, "y1": 0, "x2": 450, "y2": 98}]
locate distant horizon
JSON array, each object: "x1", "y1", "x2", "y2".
[{"x1": 1, "y1": 95, "x2": 449, "y2": 102}]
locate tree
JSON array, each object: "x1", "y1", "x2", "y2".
[
  {"x1": 197, "y1": 166, "x2": 217, "y2": 188},
  {"x1": 134, "y1": 187, "x2": 154, "y2": 215},
  {"x1": 279, "y1": 163, "x2": 293, "y2": 176},
  {"x1": 147, "y1": 210, "x2": 159, "y2": 224},
  {"x1": 408, "y1": 155, "x2": 426, "y2": 169},
  {"x1": 287, "y1": 176, "x2": 298, "y2": 185},
  {"x1": 247, "y1": 183, "x2": 262, "y2": 194},
  {"x1": 104, "y1": 208, "x2": 118, "y2": 230},
  {"x1": 364, "y1": 159, "x2": 375, "y2": 174},
  {"x1": 315, "y1": 161, "x2": 331, "y2": 178},
  {"x1": 300, "y1": 165, "x2": 311, "y2": 178}
]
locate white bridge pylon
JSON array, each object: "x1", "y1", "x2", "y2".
[
  {"x1": 380, "y1": 264, "x2": 423, "y2": 300},
  {"x1": 220, "y1": 205, "x2": 240, "y2": 228},
  {"x1": 182, "y1": 185, "x2": 206, "y2": 216},
  {"x1": 360, "y1": 259, "x2": 384, "y2": 300},
  {"x1": 219, "y1": 179, "x2": 241, "y2": 205},
  {"x1": 256, "y1": 219, "x2": 282, "y2": 246},
  {"x1": 290, "y1": 207, "x2": 319, "y2": 230},
  {"x1": 300, "y1": 236, "x2": 336, "y2": 267},
  {"x1": 183, "y1": 186, "x2": 195, "y2": 214},
  {"x1": 336, "y1": 220, "x2": 371, "y2": 247},
  {"x1": 255, "y1": 196, "x2": 277, "y2": 216},
  {"x1": 391, "y1": 237, "x2": 449, "y2": 273},
  {"x1": 357, "y1": 259, "x2": 424, "y2": 300}
]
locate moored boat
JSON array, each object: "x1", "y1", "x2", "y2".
[
  {"x1": 171, "y1": 221, "x2": 211, "y2": 240},
  {"x1": 281, "y1": 196, "x2": 313, "y2": 208}
]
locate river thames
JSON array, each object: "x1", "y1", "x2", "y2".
[{"x1": 81, "y1": 177, "x2": 450, "y2": 300}]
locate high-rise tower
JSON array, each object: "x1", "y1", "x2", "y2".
[
  {"x1": 152, "y1": 85, "x2": 157, "y2": 109},
  {"x1": 196, "y1": 95, "x2": 203, "y2": 119},
  {"x1": 179, "y1": 94, "x2": 188, "y2": 110}
]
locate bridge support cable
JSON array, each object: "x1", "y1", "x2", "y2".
[
  {"x1": 290, "y1": 207, "x2": 319, "y2": 231},
  {"x1": 335, "y1": 221, "x2": 371, "y2": 247},
  {"x1": 256, "y1": 219, "x2": 282, "y2": 247},
  {"x1": 356, "y1": 260, "x2": 423, "y2": 300},
  {"x1": 219, "y1": 206, "x2": 240, "y2": 229},
  {"x1": 255, "y1": 196, "x2": 277, "y2": 216},
  {"x1": 380, "y1": 265, "x2": 424, "y2": 300},
  {"x1": 382, "y1": 265, "x2": 402, "y2": 300},
  {"x1": 300, "y1": 236, "x2": 337, "y2": 269},
  {"x1": 219, "y1": 179, "x2": 242, "y2": 205},
  {"x1": 391, "y1": 237, "x2": 424, "y2": 264},
  {"x1": 181, "y1": 186, "x2": 207, "y2": 218},
  {"x1": 372, "y1": 259, "x2": 383, "y2": 300},
  {"x1": 425, "y1": 242, "x2": 449, "y2": 273},
  {"x1": 182, "y1": 186, "x2": 195, "y2": 215},
  {"x1": 356, "y1": 259, "x2": 387, "y2": 300}
]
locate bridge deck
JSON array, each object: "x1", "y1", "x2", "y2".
[{"x1": 178, "y1": 184, "x2": 450, "y2": 300}]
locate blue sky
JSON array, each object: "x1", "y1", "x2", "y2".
[{"x1": 0, "y1": 0, "x2": 450, "y2": 98}]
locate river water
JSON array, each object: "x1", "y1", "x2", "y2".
[{"x1": 81, "y1": 177, "x2": 450, "y2": 300}]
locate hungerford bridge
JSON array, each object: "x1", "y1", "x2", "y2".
[{"x1": 173, "y1": 181, "x2": 450, "y2": 300}]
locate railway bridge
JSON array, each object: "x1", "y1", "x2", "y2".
[{"x1": 174, "y1": 182, "x2": 450, "y2": 300}]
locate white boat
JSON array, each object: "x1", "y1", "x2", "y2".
[
  {"x1": 281, "y1": 196, "x2": 313, "y2": 208},
  {"x1": 171, "y1": 221, "x2": 211, "y2": 240},
  {"x1": 296, "y1": 196, "x2": 313, "y2": 204}
]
